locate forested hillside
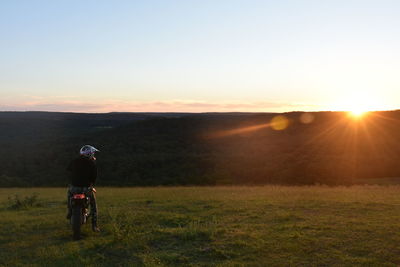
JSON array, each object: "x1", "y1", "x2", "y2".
[{"x1": 1, "y1": 111, "x2": 399, "y2": 186}]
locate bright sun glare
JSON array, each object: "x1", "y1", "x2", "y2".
[
  {"x1": 331, "y1": 92, "x2": 387, "y2": 119},
  {"x1": 349, "y1": 108, "x2": 368, "y2": 118}
]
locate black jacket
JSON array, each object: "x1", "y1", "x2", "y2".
[{"x1": 67, "y1": 156, "x2": 97, "y2": 187}]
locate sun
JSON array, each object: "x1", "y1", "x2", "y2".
[
  {"x1": 347, "y1": 102, "x2": 372, "y2": 119},
  {"x1": 329, "y1": 91, "x2": 386, "y2": 119},
  {"x1": 348, "y1": 109, "x2": 367, "y2": 118}
]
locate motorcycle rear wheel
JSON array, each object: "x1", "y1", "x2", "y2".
[{"x1": 71, "y1": 207, "x2": 81, "y2": 240}]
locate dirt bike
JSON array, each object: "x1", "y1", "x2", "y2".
[{"x1": 69, "y1": 186, "x2": 96, "y2": 240}]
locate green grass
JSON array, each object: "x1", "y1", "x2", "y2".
[{"x1": 1, "y1": 186, "x2": 400, "y2": 266}]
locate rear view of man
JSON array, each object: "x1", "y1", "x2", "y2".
[{"x1": 66, "y1": 145, "x2": 100, "y2": 232}]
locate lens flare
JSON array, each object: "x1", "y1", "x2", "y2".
[
  {"x1": 300, "y1": 113, "x2": 315, "y2": 124},
  {"x1": 271, "y1": 115, "x2": 289, "y2": 131},
  {"x1": 206, "y1": 123, "x2": 271, "y2": 138}
]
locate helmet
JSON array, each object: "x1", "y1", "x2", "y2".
[{"x1": 79, "y1": 145, "x2": 99, "y2": 158}]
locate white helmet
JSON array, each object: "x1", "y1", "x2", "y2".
[{"x1": 79, "y1": 145, "x2": 99, "y2": 158}]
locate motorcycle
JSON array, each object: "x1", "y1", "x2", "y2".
[{"x1": 69, "y1": 186, "x2": 96, "y2": 240}]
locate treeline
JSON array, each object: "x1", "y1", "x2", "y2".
[{"x1": 0, "y1": 111, "x2": 400, "y2": 187}]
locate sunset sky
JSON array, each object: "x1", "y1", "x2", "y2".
[{"x1": 1, "y1": 0, "x2": 399, "y2": 113}]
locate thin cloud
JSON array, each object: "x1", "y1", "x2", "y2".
[{"x1": 0, "y1": 97, "x2": 322, "y2": 113}]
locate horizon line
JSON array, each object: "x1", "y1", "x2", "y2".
[{"x1": 0, "y1": 109, "x2": 398, "y2": 114}]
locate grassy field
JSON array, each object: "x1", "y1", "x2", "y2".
[{"x1": 1, "y1": 186, "x2": 400, "y2": 266}]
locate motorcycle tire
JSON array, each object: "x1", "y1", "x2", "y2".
[{"x1": 71, "y1": 207, "x2": 81, "y2": 240}]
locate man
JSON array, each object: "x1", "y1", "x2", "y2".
[{"x1": 66, "y1": 145, "x2": 100, "y2": 232}]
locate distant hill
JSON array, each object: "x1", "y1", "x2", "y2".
[
  {"x1": 0, "y1": 111, "x2": 399, "y2": 186},
  {"x1": 0, "y1": 111, "x2": 191, "y2": 142}
]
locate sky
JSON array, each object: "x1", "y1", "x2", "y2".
[{"x1": 0, "y1": 0, "x2": 399, "y2": 113}]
